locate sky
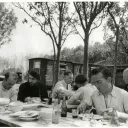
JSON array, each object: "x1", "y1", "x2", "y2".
[{"x1": 0, "y1": 2, "x2": 105, "y2": 58}]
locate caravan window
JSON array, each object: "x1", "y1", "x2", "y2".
[{"x1": 34, "y1": 61, "x2": 41, "y2": 69}]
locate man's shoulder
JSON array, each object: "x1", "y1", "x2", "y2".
[
  {"x1": 55, "y1": 80, "x2": 65, "y2": 86},
  {"x1": 91, "y1": 89, "x2": 99, "y2": 97},
  {"x1": 114, "y1": 86, "x2": 128, "y2": 95}
]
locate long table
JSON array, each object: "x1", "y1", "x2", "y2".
[{"x1": 0, "y1": 104, "x2": 128, "y2": 127}]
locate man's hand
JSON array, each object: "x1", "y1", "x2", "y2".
[
  {"x1": 25, "y1": 97, "x2": 32, "y2": 102},
  {"x1": 77, "y1": 101, "x2": 87, "y2": 113}
]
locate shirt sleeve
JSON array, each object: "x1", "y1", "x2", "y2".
[
  {"x1": 122, "y1": 90, "x2": 128, "y2": 113},
  {"x1": 67, "y1": 91, "x2": 82, "y2": 105},
  {"x1": 52, "y1": 82, "x2": 62, "y2": 98}
]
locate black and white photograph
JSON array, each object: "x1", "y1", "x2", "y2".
[{"x1": 0, "y1": 0, "x2": 128, "y2": 127}]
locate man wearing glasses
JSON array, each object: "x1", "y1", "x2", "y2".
[
  {"x1": 0, "y1": 71, "x2": 18, "y2": 102},
  {"x1": 17, "y1": 70, "x2": 48, "y2": 102}
]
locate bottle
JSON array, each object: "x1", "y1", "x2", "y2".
[
  {"x1": 52, "y1": 99, "x2": 60, "y2": 124},
  {"x1": 48, "y1": 91, "x2": 52, "y2": 105},
  {"x1": 110, "y1": 108, "x2": 120, "y2": 126},
  {"x1": 61, "y1": 96, "x2": 67, "y2": 117},
  {"x1": 72, "y1": 109, "x2": 78, "y2": 118}
]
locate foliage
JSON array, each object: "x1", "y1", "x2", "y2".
[
  {"x1": 13, "y1": 2, "x2": 77, "y2": 83},
  {"x1": 0, "y1": 3, "x2": 17, "y2": 47},
  {"x1": 104, "y1": 2, "x2": 128, "y2": 65},
  {"x1": 60, "y1": 43, "x2": 111, "y2": 64},
  {"x1": 60, "y1": 45, "x2": 84, "y2": 62},
  {"x1": 73, "y1": 2, "x2": 108, "y2": 77},
  {"x1": 89, "y1": 42, "x2": 111, "y2": 63}
]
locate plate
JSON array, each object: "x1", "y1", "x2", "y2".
[
  {"x1": 0, "y1": 110, "x2": 11, "y2": 114},
  {"x1": 18, "y1": 117, "x2": 39, "y2": 121},
  {"x1": 78, "y1": 114, "x2": 103, "y2": 120},
  {"x1": 10, "y1": 111, "x2": 39, "y2": 118},
  {"x1": 10, "y1": 111, "x2": 25, "y2": 117}
]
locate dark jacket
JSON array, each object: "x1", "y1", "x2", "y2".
[{"x1": 17, "y1": 81, "x2": 48, "y2": 102}]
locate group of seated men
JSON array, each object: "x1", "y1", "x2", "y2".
[
  {"x1": 52, "y1": 67, "x2": 128, "y2": 120},
  {"x1": 0, "y1": 66, "x2": 128, "y2": 120},
  {"x1": 0, "y1": 70, "x2": 48, "y2": 102}
]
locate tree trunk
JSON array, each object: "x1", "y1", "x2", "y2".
[
  {"x1": 52, "y1": 41, "x2": 56, "y2": 91},
  {"x1": 83, "y1": 32, "x2": 89, "y2": 78},
  {"x1": 113, "y1": 26, "x2": 119, "y2": 85},
  {"x1": 55, "y1": 46, "x2": 61, "y2": 84}
]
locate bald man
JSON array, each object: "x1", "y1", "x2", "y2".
[
  {"x1": 0, "y1": 72, "x2": 18, "y2": 102},
  {"x1": 123, "y1": 68, "x2": 128, "y2": 92}
]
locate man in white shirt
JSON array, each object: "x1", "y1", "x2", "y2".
[
  {"x1": 67, "y1": 74, "x2": 96, "y2": 105},
  {"x1": 52, "y1": 70, "x2": 74, "y2": 99},
  {"x1": 77, "y1": 67, "x2": 128, "y2": 120},
  {"x1": 0, "y1": 71, "x2": 18, "y2": 102}
]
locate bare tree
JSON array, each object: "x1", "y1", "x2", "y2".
[
  {"x1": 73, "y1": 2, "x2": 108, "y2": 77},
  {"x1": 106, "y1": 2, "x2": 128, "y2": 84},
  {"x1": 13, "y1": 2, "x2": 76, "y2": 85}
]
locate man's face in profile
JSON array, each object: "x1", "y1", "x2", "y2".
[
  {"x1": 64, "y1": 73, "x2": 73, "y2": 84},
  {"x1": 28, "y1": 75, "x2": 37, "y2": 85},
  {"x1": 4, "y1": 72, "x2": 18, "y2": 90}
]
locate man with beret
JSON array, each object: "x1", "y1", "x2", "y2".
[{"x1": 17, "y1": 70, "x2": 48, "y2": 102}]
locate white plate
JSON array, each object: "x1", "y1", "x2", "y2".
[
  {"x1": 78, "y1": 114, "x2": 103, "y2": 120},
  {"x1": 0, "y1": 110, "x2": 11, "y2": 114},
  {"x1": 10, "y1": 111, "x2": 39, "y2": 118},
  {"x1": 18, "y1": 117, "x2": 39, "y2": 121}
]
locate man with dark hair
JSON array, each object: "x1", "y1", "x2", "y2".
[
  {"x1": 52, "y1": 70, "x2": 74, "y2": 99},
  {"x1": 67, "y1": 74, "x2": 96, "y2": 105},
  {"x1": 77, "y1": 66, "x2": 128, "y2": 119},
  {"x1": 0, "y1": 71, "x2": 18, "y2": 101},
  {"x1": 17, "y1": 70, "x2": 48, "y2": 102}
]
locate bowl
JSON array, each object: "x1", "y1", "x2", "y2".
[
  {"x1": 9, "y1": 101, "x2": 23, "y2": 113},
  {"x1": 0, "y1": 98, "x2": 10, "y2": 106}
]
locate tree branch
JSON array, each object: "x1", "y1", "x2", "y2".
[
  {"x1": 46, "y1": 2, "x2": 58, "y2": 46},
  {"x1": 82, "y1": 2, "x2": 88, "y2": 26},
  {"x1": 74, "y1": 2, "x2": 86, "y2": 32},
  {"x1": 61, "y1": 11, "x2": 76, "y2": 37},
  {"x1": 89, "y1": 16, "x2": 103, "y2": 35}
]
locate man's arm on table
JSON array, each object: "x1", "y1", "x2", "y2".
[{"x1": 67, "y1": 89, "x2": 84, "y2": 105}]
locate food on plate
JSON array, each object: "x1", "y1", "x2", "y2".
[
  {"x1": 10, "y1": 111, "x2": 39, "y2": 118},
  {"x1": 26, "y1": 97, "x2": 41, "y2": 104},
  {"x1": 78, "y1": 114, "x2": 103, "y2": 121},
  {"x1": 19, "y1": 111, "x2": 39, "y2": 118}
]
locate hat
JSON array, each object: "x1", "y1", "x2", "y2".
[{"x1": 29, "y1": 70, "x2": 40, "y2": 80}]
